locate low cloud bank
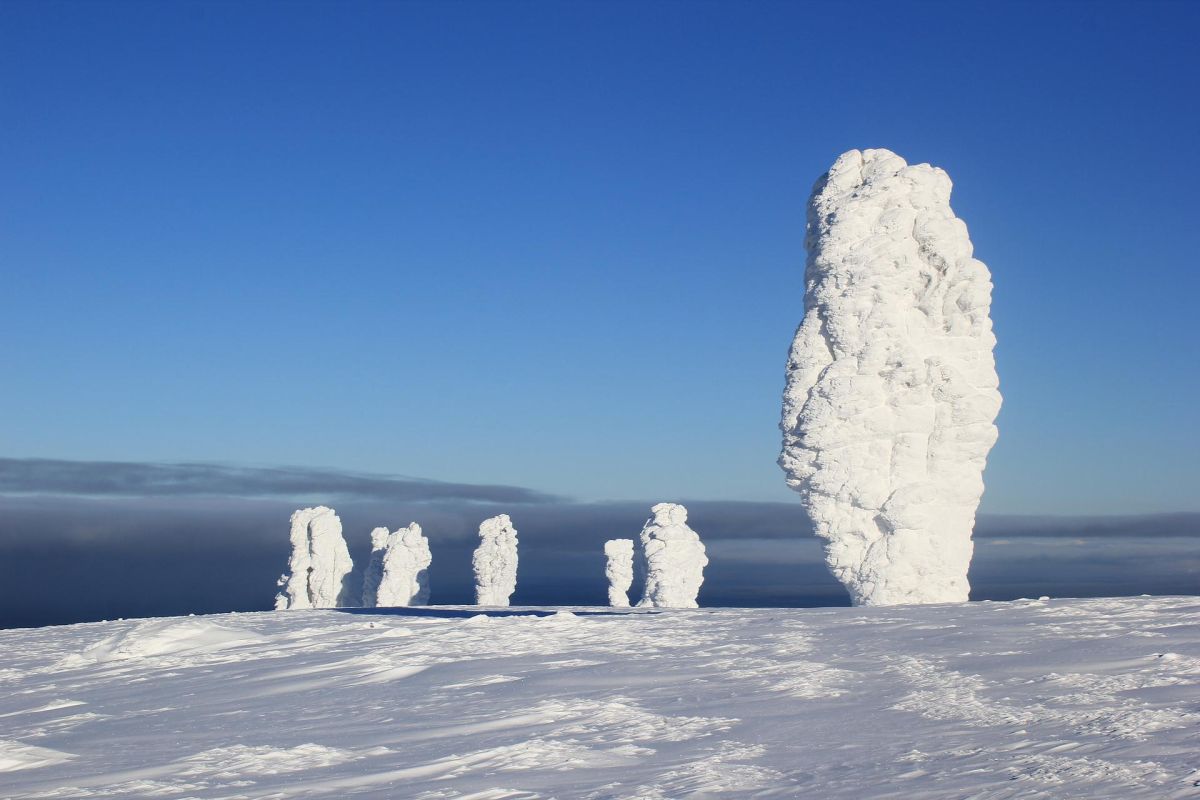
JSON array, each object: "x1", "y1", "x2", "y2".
[
  {"x1": 0, "y1": 458, "x2": 557, "y2": 504},
  {"x1": 1, "y1": 459, "x2": 1196, "y2": 628}
]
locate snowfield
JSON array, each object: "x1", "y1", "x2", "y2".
[{"x1": 1, "y1": 597, "x2": 1198, "y2": 799}]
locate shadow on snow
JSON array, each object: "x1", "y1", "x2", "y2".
[{"x1": 332, "y1": 605, "x2": 653, "y2": 619}]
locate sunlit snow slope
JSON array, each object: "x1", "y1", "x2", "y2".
[{"x1": 2, "y1": 598, "x2": 1198, "y2": 798}]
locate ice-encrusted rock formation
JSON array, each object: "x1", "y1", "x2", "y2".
[
  {"x1": 275, "y1": 506, "x2": 354, "y2": 609},
  {"x1": 779, "y1": 148, "x2": 1002, "y2": 606},
  {"x1": 636, "y1": 504, "x2": 707, "y2": 608},
  {"x1": 361, "y1": 523, "x2": 432, "y2": 607},
  {"x1": 604, "y1": 539, "x2": 635, "y2": 607},
  {"x1": 472, "y1": 514, "x2": 518, "y2": 606}
]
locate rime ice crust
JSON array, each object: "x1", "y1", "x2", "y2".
[
  {"x1": 604, "y1": 539, "x2": 635, "y2": 607},
  {"x1": 780, "y1": 148, "x2": 1001, "y2": 607},
  {"x1": 274, "y1": 506, "x2": 354, "y2": 609},
  {"x1": 362, "y1": 523, "x2": 432, "y2": 607},
  {"x1": 472, "y1": 514, "x2": 519, "y2": 606},
  {"x1": 636, "y1": 503, "x2": 708, "y2": 608}
]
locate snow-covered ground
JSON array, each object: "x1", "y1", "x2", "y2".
[{"x1": 1, "y1": 597, "x2": 1197, "y2": 798}]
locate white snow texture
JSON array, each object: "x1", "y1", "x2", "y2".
[
  {"x1": 636, "y1": 503, "x2": 707, "y2": 609},
  {"x1": 361, "y1": 523, "x2": 432, "y2": 607},
  {"x1": 780, "y1": 148, "x2": 1001, "y2": 606},
  {"x1": 274, "y1": 506, "x2": 354, "y2": 610},
  {"x1": 472, "y1": 514, "x2": 518, "y2": 606},
  {"x1": 604, "y1": 539, "x2": 635, "y2": 607}
]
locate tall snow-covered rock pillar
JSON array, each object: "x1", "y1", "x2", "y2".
[
  {"x1": 472, "y1": 514, "x2": 518, "y2": 606},
  {"x1": 636, "y1": 503, "x2": 707, "y2": 608},
  {"x1": 779, "y1": 148, "x2": 1002, "y2": 606},
  {"x1": 362, "y1": 523, "x2": 432, "y2": 607},
  {"x1": 604, "y1": 538, "x2": 634, "y2": 607},
  {"x1": 275, "y1": 506, "x2": 354, "y2": 609}
]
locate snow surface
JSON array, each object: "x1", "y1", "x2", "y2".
[
  {"x1": 275, "y1": 507, "x2": 354, "y2": 610},
  {"x1": 472, "y1": 514, "x2": 519, "y2": 607},
  {"x1": 1, "y1": 597, "x2": 1198, "y2": 798},
  {"x1": 780, "y1": 148, "x2": 1002, "y2": 606},
  {"x1": 604, "y1": 539, "x2": 634, "y2": 608},
  {"x1": 637, "y1": 503, "x2": 708, "y2": 609},
  {"x1": 362, "y1": 523, "x2": 432, "y2": 607}
]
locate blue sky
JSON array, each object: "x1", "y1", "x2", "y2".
[{"x1": 2, "y1": 0, "x2": 1197, "y2": 514}]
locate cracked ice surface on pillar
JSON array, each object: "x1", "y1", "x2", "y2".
[
  {"x1": 472, "y1": 514, "x2": 518, "y2": 606},
  {"x1": 275, "y1": 506, "x2": 354, "y2": 609},
  {"x1": 636, "y1": 503, "x2": 707, "y2": 609},
  {"x1": 780, "y1": 148, "x2": 1001, "y2": 606}
]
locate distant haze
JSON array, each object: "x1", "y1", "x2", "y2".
[{"x1": 1, "y1": 459, "x2": 1195, "y2": 629}]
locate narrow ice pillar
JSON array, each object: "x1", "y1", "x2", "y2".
[
  {"x1": 779, "y1": 148, "x2": 1002, "y2": 606},
  {"x1": 472, "y1": 514, "x2": 518, "y2": 606},
  {"x1": 360, "y1": 526, "x2": 391, "y2": 608},
  {"x1": 636, "y1": 503, "x2": 707, "y2": 608},
  {"x1": 362, "y1": 523, "x2": 433, "y2": 607},
  {"x1": 604, "y1": 538, "x2": 634, "y2": 607},
  {"x1": 275, "y1": 506, "x2": 353, "y2": 609}
]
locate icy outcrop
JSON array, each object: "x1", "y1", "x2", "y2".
[
  {"x1": 636, "y1": 504, "x2": 707, "y2": 608},
  {"x1": 779, "y1": 148, "x2": 1002, "y2": 606},
  {"x1": 275, "y1": 506, "x2": 354, "y2": 609},
  {"x1": 472, "y1": 514, "x2": 518, "y2": 606},
  {"x1": 362, "y1": 523, "x2": 432, "y2": 607},
  {"x1": 604, "y1": 539, "x2": 635, "y2": 607}
]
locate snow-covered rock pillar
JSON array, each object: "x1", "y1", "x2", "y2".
[
  {"x1": 636, "y1": 503, "x2": 707, "y2": 608},
  {"x1": 604, "y1": 539, "x2": 634, "y2": 607},
  {"x1": 275, "y1": 506, "x2": 354, "y2": 609},
  {"x1": 362, "y1": 523, "x2": 432, "y2": 607},
  {"x1": 360, "y1": 526, "x2": 391, "y2": 608},
  {"x1": 472, "y1": 514, "x2": 518, "y2": 606},
  {"x1": 779, "y1": 148, "x2": 1002, "y2": 606}
]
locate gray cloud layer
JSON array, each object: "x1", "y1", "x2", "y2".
[
  {"x1": 1, "y1": 459, "x2": 1196, "y2": 629},
  {"x1": 0, "y1": 458, "x2": 559, "y2": 505}
]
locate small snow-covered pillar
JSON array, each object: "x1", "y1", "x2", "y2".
[
  {"x1": 604, "y1": 539, "x2": 634, "y2": 607},
  {"x1": 636, "y1": 503, "x2": 707, "y2": 609},
  {"x1": 472, "y1": 514, "x2": 518, "y2": 606},
  {"x1": 275, "y1": 506, "x2": 353, "y2": 609},
  {"x1": 363, "y1": 523, "x2": 433, "y2": 607}
]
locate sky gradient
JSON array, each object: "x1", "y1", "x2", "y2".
[{"x1": 3, "y1": 0, "x2": 1198, "y2": 517}]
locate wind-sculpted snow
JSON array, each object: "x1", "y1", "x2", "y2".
[
  {"x1": 2, "y1": 597, "x2": 1197, "y2": 798},
  {"x1": 361, "y1": 523, "x2": 432, "y2": 607},
  {"x1": 472, "y1": 514, "x2": 518, "y2": 606},
  {"x1": 780, "y1": 148, "x2": 1002, "y2": 606},
  {"x1": 636, "y1": 503, "x2": 707, "y2": 608},
  {"x1": 604, "y1": 539, "x2": 634, "y2": 607},
  {"x1": 275, "y1": 506, "x2": 354, "y2": 609}
]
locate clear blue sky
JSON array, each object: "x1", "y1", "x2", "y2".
[{"x1": 2, "y1": 0, "x2": 1197, "y2": 514}]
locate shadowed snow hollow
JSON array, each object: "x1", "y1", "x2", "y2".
[{"x1": 780, "y1": 148, "x2": 1001, "y2": 606}]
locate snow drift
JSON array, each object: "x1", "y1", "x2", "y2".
[
  {"x1": 604, "y1": 539, "x2": 634, "y2": 607},
  {"x1": 472, "y1": 514, "x2": 518, "y2": 606},
  {"x1": 275, "y1": 506, "x2": 354, "y2": 609},
  {"x1": 361, "y1": 523, "x2": 432, "y2": 607},
  {"x1": 636, "y1": 503, "x2": 707, "y2": 608},
  {"x1": 779, "y1": 148, "x2": 1002, "y2": 606}
]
